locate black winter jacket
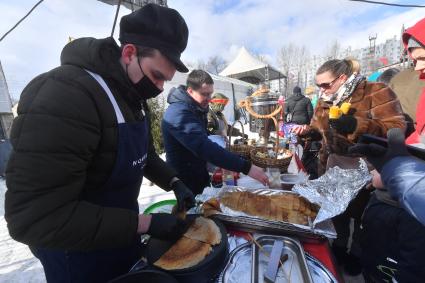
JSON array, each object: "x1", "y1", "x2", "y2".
[
  {"x1": 5, "y1": 37, "x2": 177, "y2": 251},
  {"x1": 284, "y1": 93, "x2": 313, "y2": 125},
  {"x1": 361, "y1": 194, "x2": 425, "y2": 282}
]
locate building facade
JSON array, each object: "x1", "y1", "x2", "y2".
[
  {"x1": 0, "y1": 61, "x2": 14, "y2": 140},
  {"x1": 303, "y1": 35, "x2": 403, "y2": 89}
]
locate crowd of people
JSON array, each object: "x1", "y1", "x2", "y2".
[{"x1": 2, "y1": 3, "x2": 425, "y2": 282}]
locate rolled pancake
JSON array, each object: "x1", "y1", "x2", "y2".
[{"x1": 219, "y1": 191, "x2": 319, "y2": 225}]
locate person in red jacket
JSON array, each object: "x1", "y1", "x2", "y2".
[{"x1": 403, "y1": 17, "x2": 425, "y2": 145}]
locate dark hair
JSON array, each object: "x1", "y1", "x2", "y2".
[
  {"x1": 186, "y1": 69, "x2": 214, "y2": 90},
  {"x1": 377, "y1": 68, "x2": 400, "y2": 85},
  {"x1": 120, "y1": 44, "x2": 157, "y2": 58},
  {"x1": 316, "y1": 59, "x2": 357, "y2": 78},
  {"x1": 136, "y1": 46, "x2": 157, "y2": 57}
]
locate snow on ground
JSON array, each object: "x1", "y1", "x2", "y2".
[{"x1": 0, "y1": 178, "x2": 174, "y2": 282}]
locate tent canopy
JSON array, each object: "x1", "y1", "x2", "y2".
[
  {"x1": 219, "y1": 47, "x2": 285, "y2": 83},
  {"x1": 97, "y1": 0, "x2": 167, "y2": 10},
  {"x1": 368, "y1": 71, "x2": 382, "y2": 82}
]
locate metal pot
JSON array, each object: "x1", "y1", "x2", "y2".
[{"x1": 249, "y1": 94, "x2": 279, "y2": 133}]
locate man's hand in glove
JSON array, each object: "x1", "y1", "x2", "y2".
[
  {"x1": 144, "y1": 213, "x2": 191, "y2": 240},
  {"x1": 348, "y1": 128, "x2": 409, "y2": 171},
  {"x1": 171, "y1": 180, "x2": 195, "y2": 212},
  {"x1": 329, "y1": 114, "x2": 357, "y2": 135}
]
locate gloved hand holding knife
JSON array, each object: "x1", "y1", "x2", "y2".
[{"x1": 171, "y1": 178, "x2": 196, "y2": 212}]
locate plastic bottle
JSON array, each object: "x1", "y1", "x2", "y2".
[
  {"x1": 211, "y1": 167, "x2": 223, "y2": 187},
  {"x1": 278, "y1": 110, "x2": 284, "y2": 138},
  {"x1": 223, "y1": 169, "x2": 236, "y2": 186},
  {"x1": 288, "y1": 132, "x2": 298, "y2": 154}
]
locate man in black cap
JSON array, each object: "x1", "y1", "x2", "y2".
[{"x1": 5, "y1": 4, "x2": 195, "y2": 282}]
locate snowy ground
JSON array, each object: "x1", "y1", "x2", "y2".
[{"x1": 0, "y1": 178, "x2": 174, "y2": 283}]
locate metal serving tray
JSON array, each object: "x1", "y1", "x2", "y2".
[
  {"x1": 305, "y1": 253, "x2": 338, "y2": 283},
  {"x1": 219, "y1": 235, "x2": 313, "y2": 283},
  {"x1": 219, "y1": 237, "x2": 338, "y2": 283},
  {"x1": 221, "y1": 242, "x2": 253, "y2": 283},
  {"x1": 212, "y1": 214, "x2": 336, "y2": 242},
  {"x1": 253, "y1": 235, "x2": 313, "y2": 283}
]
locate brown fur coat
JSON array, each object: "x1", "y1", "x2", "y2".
[{"x1": 309, "y1": 80, "x2": 406, "y2": 173}]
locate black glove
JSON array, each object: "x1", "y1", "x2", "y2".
[
  {"x1": 329, "y1": 114, "x2": 357, "y2": 135},
  {"x1": 172, "y1": 180, "x2": 195, "y2": 211},
  {"x1": 147, "y1": 213, "x2": 191, "y2": 240},
  {"x1": 348, "y1": 128, "x2": 409, "y2": 171}
]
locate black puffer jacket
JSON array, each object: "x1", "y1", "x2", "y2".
[
  {"x1": 284, "y1": 92, "x2": 313, "y2": 125},
  {"x1": 5, "y1": 37, "x2": 177, "y2": 251}
]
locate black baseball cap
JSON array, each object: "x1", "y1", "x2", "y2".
[{"x1": 119, "y1": 4, "x2": 189, "y2": 73}]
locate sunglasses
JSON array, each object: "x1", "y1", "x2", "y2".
[
  {"x1": 209, "y1": 98, "x2": 229, "y2": 105},
  {"x1": 316, "y1": 75, "x2": 340, "y2": 89}
]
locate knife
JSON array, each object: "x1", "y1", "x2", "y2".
[{"x1": 264, "y1": 240, "x2": 284, "y2": 283}]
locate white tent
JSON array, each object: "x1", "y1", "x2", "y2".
[
  {"x1": 219, "y1": 47, "x2": 285, "y2": 84},
  {"x1": 97, "y1": 0, "x2": 167, "y2": 10},
  {"x1": 0, "y1": 61, "x2": 14, "y2": 139}
]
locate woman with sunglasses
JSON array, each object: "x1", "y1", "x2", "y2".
[
  {"x1": 293, "y1": 58, "x2": 405, "y2": 175},
  {"x1": 292, "y1": 58, "x2": 406, "y2": 275}
]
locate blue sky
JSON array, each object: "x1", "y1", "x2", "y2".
[{"x1": 0, "y1": 0, "x2": 424, "y2": 100}]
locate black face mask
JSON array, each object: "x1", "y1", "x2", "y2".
[{"x1": 128, "y1": 58, "x2": 163, "y2": 100}]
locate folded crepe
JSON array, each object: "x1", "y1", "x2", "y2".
[
  {"x1": 154, "y1": 237, "x2": 212, "y2": 270},
  {"x1": 184, "y1": 217, "x2": 221, "y2": 245},
  {"x1": 154, "y1": 217, "x2": 221, "y2": 270}
]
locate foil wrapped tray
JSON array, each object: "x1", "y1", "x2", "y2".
[
  {"x1": 195, "y1": 186, "x2": 336, "y2": 240},
  {"x1": 197, "y1": 161, "x2": 372, "y2": 239}
]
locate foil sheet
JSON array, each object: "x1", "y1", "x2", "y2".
[
  {"x1": 195, "y1": 186, "x2": 336, "y2": 238},
  {"x1": 292, "y1": 158, "x2": 371, "y2": 225}
]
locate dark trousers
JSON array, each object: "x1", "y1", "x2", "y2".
[
  {"x1": 332, "y1": 188, "x2": 372, "y2": 257},
  {"x1": 361, "y1": 195, "x2": 425, "y2": 282},
  {"x1": 31, "y1": 244, "x2": 141, "y2": 283}
]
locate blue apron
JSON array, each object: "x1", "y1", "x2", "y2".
[{"x1": 31, "y1": 70, "x2": 149, "y2": 283}]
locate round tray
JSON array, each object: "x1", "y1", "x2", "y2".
[{"x1": 143, "y1": 199, "x2": 177, "y2": 215}]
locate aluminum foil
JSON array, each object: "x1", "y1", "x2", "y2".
[
  {"x1": 195, "y1": 186, "x2": 337, "y2": 238},
  {"x1": 292, "y1": 158, "x2": 371, "y2": 225}
]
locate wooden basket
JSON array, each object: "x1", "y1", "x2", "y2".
[
  {"x1": 249, "y1": 116, "x2": 292, "y2": 172},
  {"x1": 250, "y1": 147, "x2": 292, "y2": 171},
  {"x1": 228, "y1": 120, "x2": 252, "y2": 160}
]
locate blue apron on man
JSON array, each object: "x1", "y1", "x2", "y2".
[{"x1": 31, "y1": 71, "x2": 148, "y2": 282}]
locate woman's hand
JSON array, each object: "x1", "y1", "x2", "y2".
[{"x1": 248, "y1": 164, "x2": 270, "y2": 186}]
